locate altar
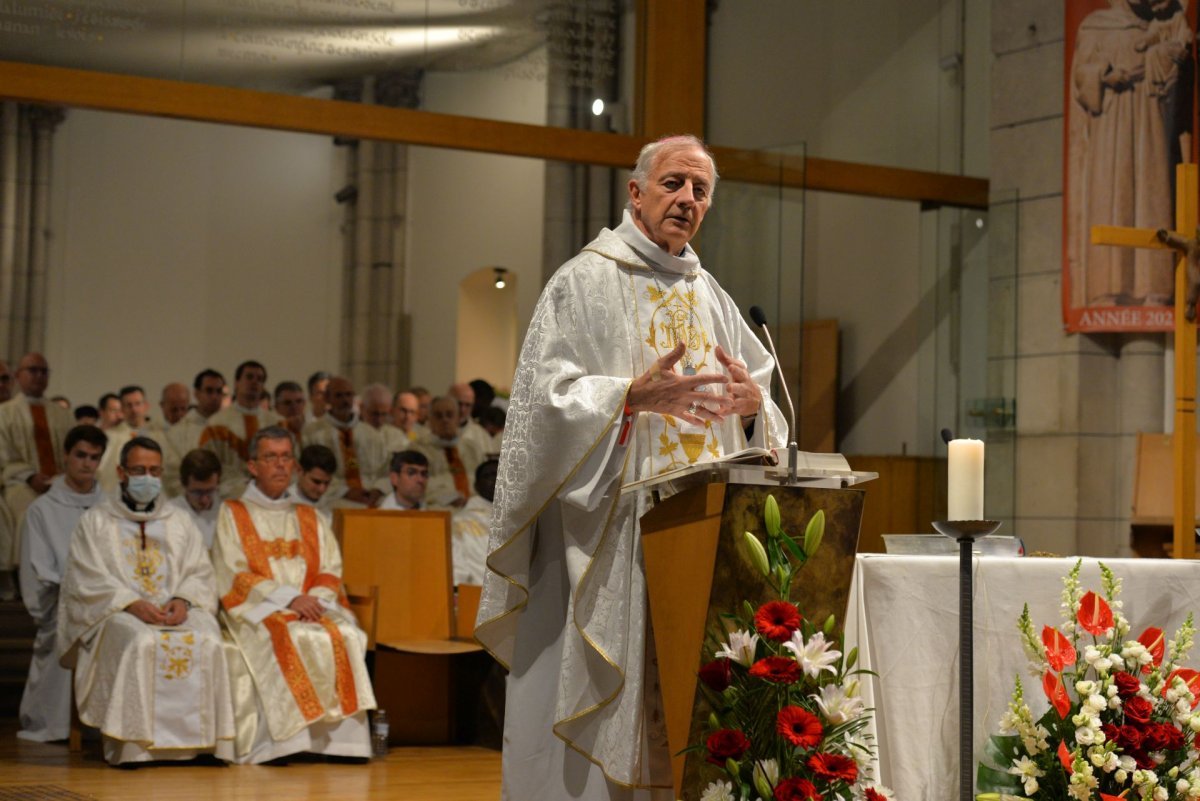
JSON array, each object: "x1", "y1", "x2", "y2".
[{"x1": 845, "y1": 554, "x2": 1200, "y2": 801}]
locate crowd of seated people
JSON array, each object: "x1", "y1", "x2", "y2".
[{"x1": 0, "y1": 351, "x2": 506, "y2": 766}]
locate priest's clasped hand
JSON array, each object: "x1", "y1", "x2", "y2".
[
  {"x1": 627, "y1": 341, "x2": 732, "y2": 426},
  {"x1": 715, "y1": 345, "x2": 762, "y2": 419},
  {"x1": 124, "y1": 598, "x2": 189, "y2": 626},
  {"x1": 288, "y1": 594, "x2": 326, "y2": 622}
]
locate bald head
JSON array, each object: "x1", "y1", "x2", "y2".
[
  {"x1": 392, "y1": 390, "x2": 418, "y2": 433},
  {"x1": 16, "y1": 352, "x2": 49, "y2": 398},
  {"x1": 360, "y1": 383, "x2": 393, "y2": 429},
  {"x1": 448, "y1": 383, "x2": 474, "y2": 427},
  {"x1": 327, "y1": 376, "x2": 356, "y2": 423},
  {"x1": 0, "y1": 360, "x2": 11, "y2": 403},
  {"x1": 160, "y1": 382, "x2": 190, "y2": 425},
  {"x1": 429, "y1": 395, "x2": 460, "y2": 440}
]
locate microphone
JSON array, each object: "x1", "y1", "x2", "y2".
[
  {"x1": 748, "y1": 305, "x2": 799, "y2": 483},
  {"x1": 941, "y1": 428, "x2": 954, "y2": 445}
]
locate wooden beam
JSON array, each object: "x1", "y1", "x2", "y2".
[
  {"x1": 636, "y1": 0, "x2": 707, "y2": 139},
  {"x1": 1092, "y1": 225, "x2": 1173, "y2": 250},
  {"x1": 0, "y1": 60, "x2": 989, "y2": 209}
]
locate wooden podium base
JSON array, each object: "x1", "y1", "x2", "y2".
[{"x1": 640, "y1": 481, "x2": 864, "y2": 797}]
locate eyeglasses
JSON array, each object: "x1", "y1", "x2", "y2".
[
  {"x1": 125, "y1": 466, "x2": 164, "y2": 477},
  {"x1": 186, "y1": 488, "x2": 217, "y2": 500},
  {"x1": 255, "y1": 454, "x2": 294, "y2": 465}
]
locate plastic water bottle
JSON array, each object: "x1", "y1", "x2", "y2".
[{"x1": 371, "y1": 709, "x2": 389, "y2": 757}]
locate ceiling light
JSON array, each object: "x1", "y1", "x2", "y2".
[
  {"x1": 494, "y1": 267, "x2": 507, "y2": 289},
  {"x1": 591, "y1": 98, "x2": 605, "y2": 116}
]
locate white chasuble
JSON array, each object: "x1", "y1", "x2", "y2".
[
  {"x1": 0, "y1": 394, "x2": 73, "y2": 561},
  {"x1": 17, "y1": 476, "x2": 101, "y2": 741},
  {"x1": 199, "y1": 406, "x2": 283, "y2": 501},
  {"x1": 57, "y1": 497, "x2": 235, "y2": 764},
  {"x1": 475, "y1": 210, "x2": 786, "y2": 799},
  {"x1": 211, "y1": 483, "x2": 375, "y2": 762}
]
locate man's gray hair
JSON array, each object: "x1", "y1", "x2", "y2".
[
  {"x1": 629, "y1": 134, "x2": 719, "y2": 201},
  {"x1": 362, "y1": 382, "x2": 393, "y2": 406},
  {"x1": 248, "y1": 425, "x2": 296, "y2": 460}
]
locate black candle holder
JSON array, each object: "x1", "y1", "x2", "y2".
[{"x1": 931, "y1": 519, "x2": 1002, "y2": 801}]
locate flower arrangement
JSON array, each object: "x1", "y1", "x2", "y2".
[
  {"x1": 978, "y1": 560, "x2": 1200, "y2": 801},
  {"x1": 689, "y1": 494, "x2": 893, "y2": 801}
]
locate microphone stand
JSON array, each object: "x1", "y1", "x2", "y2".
[{"x1": 749, "y1": 306, "x2": 798, "y2": 484}]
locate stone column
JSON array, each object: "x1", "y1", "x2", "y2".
[
  {"x1": 0, "y1": 103, "x2": 63, "y2": 363},
  {"x1": 337, "y1": 70, "x2": 421, "y2": 391}
]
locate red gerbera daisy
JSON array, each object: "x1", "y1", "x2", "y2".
[
  {"x1": 776, "y1": 705, "x2": 824, "y2": 749},
  {"x1": 807, "y1": 751, "x2": 858, "y2": 783},
  {"x1": 750, "y1": 656, "x2": 802, "y2": 684},
  {"x1": 864, "y1": 790, "x2": 890, "y2": 801},
  {"x1": 755, "y1": 600, "x2": 803, "y2": 642},
  {"x1": 774, "y1": 777, "x2": 823, "y2": 801}
]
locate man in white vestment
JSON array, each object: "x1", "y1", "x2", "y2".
[
  {"x1": 0, "y1": 353, "x2": 74, "y2": 596},
  {"x1": 167, "y1": 449, "x2": 222, "y2": 550},
  {"x1": 449, "y1": 383, "x2": 493, "y2": 458},
  {"x1": 201, "y1": 361, "x2": 282, "y2": 500},
  {"x1": 411, "y1": 396, "x2": 485, "y2": 509},
  {"x1": 306, "y1": 371, "x2": 331, "y2": 424},
  {"x1": 475, "y1": 136, "x2": 786, "y2": 800},
  {"x1": 212, "y1": 426, "x2": 375, "y2": 763},
  {"x1": 165, "y1": 369, "x2": 226, "y2": 497},
  {"x1": 159, "y1": 383, "x2": 190, "y2": 427},
  {"x1": 451, "y1": 459, "x2": 496, "y2": 586},
  {"x1": 292, "y1": 444, "x2": 337, "y2": 515},
  {"x1": 98, "y1": 385, "x2": 169, "y2": 495},
  {"x1": 17, "y1": 424, "x2": 106, "y2": 741},
  {"x1": 361, "y1": 383, "x2": 409, "y2": 455},
  {"x1": 57, "y1": 436, "x2": 235, "y2": 764},
  {"x1": 378, "y1": 450, "x2": 428, "y2": 511},
  {"x1": 392, "y1": 390, "x2": 420, "y2": 438},
  {"x1": 0, "y1": 359, "x2": 14, "y2": 600},
  {"x1": 274, "y1": 380, "x2": 307, "y2": 441},
  {"x1": 97, "y1": 393, "x2": 122, "y2": 430},
  {"x1": 300, "y1": 377, "x2": 388, "y2": 509}
]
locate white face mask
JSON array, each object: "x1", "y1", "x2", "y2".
[{"x1": 126, "y1": 474, "x2": 162, "y2": 504}]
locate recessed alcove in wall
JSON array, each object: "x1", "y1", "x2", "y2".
[{"x1": 455, "y1": 267, "x2": 518, "y2": 394}]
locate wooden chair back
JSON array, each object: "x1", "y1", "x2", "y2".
[
  {"x1": 455, "y1": 584, "x2": 482, "y2": 641},
  {"x1": 344, "y1": 583, "x2": 380, "y2": 650}
]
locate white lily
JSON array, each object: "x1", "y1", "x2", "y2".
[
  {"x1": 715, "y1": 629, "x2": 760, "y2": 667},
  {"x1": 784, "y1": 630, "x2": 841, "y2": 678}
]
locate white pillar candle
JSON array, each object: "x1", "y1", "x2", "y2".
[{"x1": 947, "y1": 438, "x2": 985, "y2": 521}]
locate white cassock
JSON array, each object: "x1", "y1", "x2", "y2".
[
  {"x1": 451, "y1": 495, "x2": 492, "y2": 586},
  {"x1": 212, "y1": 482, "x2": 375, "y2": 763},
  {"x1": 166, "y1": 495, "x2": 218, "y2": 551},
  {"x1": 200, "y1": 405, "x2": 283, "y2": 500},
  {"x1": 459, "y1": 420, "x2": 496, "y2": 459},
  {"x1": 475, "y1": 210, "x2": 786, "y2": 801},
  {"x1": 410, "y1": 429, "x2": 485, "y2": 509},
  {"x1": 17, "y1": 475, "x2": 102, "y2": 741},
  {"x1": 300, "y1": 415, "x2": 390, "y2": 504},
  {"x1": 165, "y1": 408, "x2": 212, "y2": 496},
  {"x1": 0, "y1": 394, "x2": 73, "y2": 564},
  {"x1": 377, "y1": 492, "x2": 420, "y2": 511},
  {"x1": 377, "y1": 423, "x2": 409, "y2": 457},
  {"x1": 57, "y1": 496, "x2": 236, "y2": 764}
]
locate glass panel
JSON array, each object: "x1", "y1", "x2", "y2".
[
  {"x1": 982, "y1": 189, "x2": 1019, "y2": 528},
  {"x1": 0, "y1": 0, "x2": 634, "y2": 131}
]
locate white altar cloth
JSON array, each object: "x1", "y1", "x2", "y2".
[{"x1": 845, "y1": 554, "x2": 1200, "y2": 801}]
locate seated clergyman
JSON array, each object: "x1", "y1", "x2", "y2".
[
  {"x1": 167, "y1": 448, "x2": 223, "y2": 549},
  {"x1": 212, "y1": 426, "x2": 376, "y2": 763},
  {"x1": 56, "y1": 436, "x2": 235, "y2": 765}
]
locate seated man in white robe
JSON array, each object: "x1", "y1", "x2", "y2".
[
  {"x1": 17, "y1": 424, "x2": 106, "y2": 742},
  {"x1": 378, "y1": 449, "x2": 428, "y2": 511},
  {"x1": 166, "y1": 449, "x2": 222, "y2": 550},
  {"x1": 360, "y1": 382, "x2": 409, "y2": 456},
  {"x1": 212, "y1": 426, "x2": 375, "y2": 764},
  {"x1": 57, "y1": 436, "x2": 235, "y2": 765},
  {"x1": 450, "y1": 458, "x2": 496, "y2": 586},
  {"x1": 200, "y1": 360, "x2": 281, "y2": 500},
  {"x1": 410, "y1": 396, "x2": 485, "y2": 509},
  {"x1": 300, "y1": 377, "x2": 388, "y2": 509},
  {"x1": 165, "y1": 369, "x2": 226, "y2": 497},
  {"x1": 273, "y1": 380, "x2": 307, "y2": 440},
  {"x1": 292, "y1": 444, "x2": 337, "y2": 516}
]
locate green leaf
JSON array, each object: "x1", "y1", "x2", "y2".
[
  {"x1": 976, "y1": 762, "x2": 1023, "y2": 794},
  {"x1": 804, "y1": 509, "x2": 825, "y2": 557},
  {"x1": 983, "y1": 734, "x2": 1023, "y2": 767},
  {"x1": 764, "y1": 494, "x2": 782, "y2": 537},
  {"x1": 779, "y1": 531, "x2": 807, "y2": 564}
]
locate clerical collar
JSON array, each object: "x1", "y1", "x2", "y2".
[
  {"x1": 431, "y1": 434, "x2": 459, "y2": 448},
  {"x1": 233, "y1": 403, "x2": 259, "y2": 415},
  {"x1": 120, "y1": 491, "x2": 156, "y2": 513},
  {"x1": 243, "y1": 480, "x2": 294, "y2": 510},
  {"x1": 613, "y1": 208, "x2": 701, "y2": 276},
  {"x1": 328, "y1": 412, "x2": 358, "y2": 431}
]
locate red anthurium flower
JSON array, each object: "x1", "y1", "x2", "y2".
[
  {"x1": 1058, "y1": 740, "x2": 1074, "y2": 774},
  {"x1": 1165, "y1": 668, "x2": 1200, "y2": 707},
  {"x1": 1077, "y1": 591, "x2": 1114, "y2": 636},
  {"x1": 1138, "y1": 627, "x2": 1165, "y2": 673},
  {"x1": 1044, "y1": 670, "x2": 1071, "y2": 719},
  {"x1": 755, "y1": 600, "x2": 803, "y2": 642},
  {"x1": 1042, "y1": 625, "x2": 1075, "y2": 671}
]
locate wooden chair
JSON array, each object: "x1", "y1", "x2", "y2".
[
  {"x1": 336, "y1": 509, "x2": 484, "y2": 745},
  {"x1": 454, "y1": 584, "x2": 482, "y2": 641},
  {"x1": 344, "y1": 583, "x2": 380, "y2": 651}
]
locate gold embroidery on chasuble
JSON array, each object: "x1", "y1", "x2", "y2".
[
  {"x1": 123, "y1": 535, "x2": 167, "y2": 599},
  {"x1": 158, "y1": 630, "x2": 195, "y2": 681},
  {"x1": 641, "y1": 281, "x2": 721, "y2": 473}
]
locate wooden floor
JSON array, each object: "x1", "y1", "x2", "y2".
[{"x1": 0, "y1": 719, "x2": 501, "y2": 800}]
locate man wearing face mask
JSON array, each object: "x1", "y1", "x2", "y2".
[
  {"x1": 17, "y1": 424, "x2": 106, "y2": 742},
  {"x1": 57, "y1": 436, "x2": 236, "y2": 765},
  {"x1": 167, "y1": 448, "x2": 222, "y2": 550}
]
